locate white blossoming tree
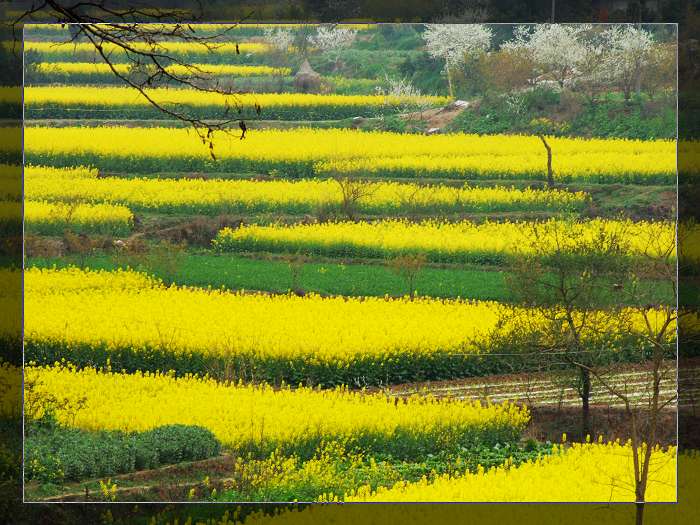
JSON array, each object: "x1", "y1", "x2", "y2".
[
  {"x1": 574, "y1": 35, "x2": 614, "y2": 104},
  {"x1": 602, "y1": 25, "x2": 655, "y2": 102},
  {"x1": 262, "y1": 27, "x2": 295, "y2": 53},
  {"x1": 307, "y1": 25, "x2": 358, "y2": 71},
  {"x1": 422, "y1": 24, "x2": 493, "y2": 97},
  {"x1": 503, "y1": 24, "x2": 592, "y2": 88},
  {"x1": 308, "y1": 25, "x2": 358, "y2": 53}
]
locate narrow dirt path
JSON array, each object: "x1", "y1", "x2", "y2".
[{"x1": 402, "y1": 99, "x2": 473, "y2": 131}]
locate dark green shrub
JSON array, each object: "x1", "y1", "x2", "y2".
[
  {"x1": 25, "y1": 423, "x2": 221, "y2": 483},
  {"x1": 521, "y1": 87, "x2": 560, "y2": 110},
  {"x1": 134, "y1": 424, "x2": 221, "y2": 467},
  {"x1": 25, "y1": 426, "x2": 134, "y2": 483}
]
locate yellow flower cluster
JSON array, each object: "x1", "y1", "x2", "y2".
[
  {"x1": 4, "y1": 164, "x2": 91, "y2": 199},
  {"x1": 24, "y1": 266, "x2": 156, "y2": 296},
  {"x1": 24, "y1": 164, "x2": 97, "y2": 179},
  {"x1": 24, "y1": 41, "x2": 271, "y2": 56},
  {"x1": 25, "y1": 166, "x2": 588, "y2": 215},
  {"x1": 33, "y1": 62, "x2": 292, "y2": 78},
  {"x1": 22, "y1": 268, "x2": 673, "y2": 386},
  {"x1": 343, "y1": 441, "x2": 676, "y2": 502},
  {"x1": 146, "y1": 455, "x2": 700, "y2": 521},
  {"x1": 22, "y1": 127, "x2": 674, "y2": 183},
  {"x1": 214, "y1": 218, "x2": 675, "y2": 263},
  {"x1": 23, "y1": 267, "x2": 503, "y2": 363},
  {"x1": 1, "y1": 200, "x2": 132, "y2": 235},
  {"x1": 314, "y1": 152, "x2": 673, "y2": 183},
  {"x1": 24, "y1": 364, "x2": 530, "y2": 457},
  {"x1": 20, "y1": 86, "x2": 449, "y2": 110}
]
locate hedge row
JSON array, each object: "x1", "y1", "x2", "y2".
[{"x1": 25, "y1": 420, "x2": 221, "y2": 483}]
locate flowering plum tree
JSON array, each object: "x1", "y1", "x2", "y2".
[
  {"x1": 422, "y1": 24, "x2": 493, "y2": 96},
  {"x1": 502, "y1": 24, "x2": 592, "y2": 88},
  {"x1": 602, "y1": 25, "x2": 655, "y2": 101}
]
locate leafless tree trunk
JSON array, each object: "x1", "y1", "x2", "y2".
[
  {"x1": 537, "y1": 134, "x2": 554, "y2": 187},
  {"x1": 446, "y1": 64, "x2": 454, "y2": 98},
  {"x1": 580, "y1": 367, "x2": 591, "y2": 437},
  {"x1": 572, "y1": 226, "x2": 678, "y2": 523},
  {"x1": 332, "y1": 175, "x2": 376, "y2": 221}
]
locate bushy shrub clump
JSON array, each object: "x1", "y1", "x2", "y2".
[{"x1": 25, "y1": 419, "x2": 220, "y2": 484}]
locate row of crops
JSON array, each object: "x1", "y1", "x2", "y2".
[
  {"x1": 15, "y1": 86, "x2": 449, "y2": 119},
  {"x1": 15, "y1": 127, "x2": 676, "y2": 183},
  {"x1": 21, "y1": 165, "x2": 590, "y2": 215},
  {"x1": 213, "y1": 219, "x2": 673, "y2": 264},
  {"x1": 18, "y1": 266, "x2": 672, "y2": 386}
]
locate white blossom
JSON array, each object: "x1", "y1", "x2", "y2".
[
  {"x1": 422, "y1": 24, "x2": 493, "y2": 68},
  {"x1": 503, "y1": 24, "x2": 592, "y2": 87},
  {"x1": 262, "y1": 27, "x2": 295, "y2": 52},
  {"x1": 382, "y1": 75, "x2": 423, "y2": 98},
  {"x1": 602, "y1": 25, "x2": 655, "y2": 98},
  {"x1": 308, "y1": 25, "x2": 357, "y2": 52}
]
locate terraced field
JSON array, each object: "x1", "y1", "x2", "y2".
[
  {"x1": 384, "y1": 360, "x2": 694, "y2": 410},
  {"x1": 15, "y1": 22, "x2": 680, "y2": 504}
]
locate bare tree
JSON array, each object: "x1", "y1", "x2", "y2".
[
  {"x1": 332, "y1": 175, "x2": 376, "y2": 221},
  {"x1": 486, "y1": 218, "x2": 637, "y2": 438},
  {"x1": 537, "y1": 134, "x2": 554, "y2": 188},
  {"x1": 388, "y1": 253, "x2": 427, "y2": 300},
  {"x1": 115, "y1": 238, "x2": 186, "y2": 286},
  {"x1": 570, "y1": 224, "x2": 678, "y2": 525},
  {"x1": 11, "y1": 1, "x2": 261, "y2": 152},
  {"x1": 282, "y1": 253, "x2": 307, "y2": 296}
]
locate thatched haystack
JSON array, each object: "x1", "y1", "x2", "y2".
[{"x1": 294, "y1": 59, "x2": 322, "y2": 93}]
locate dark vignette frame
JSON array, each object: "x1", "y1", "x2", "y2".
[{"x1": 0, "y1": 1, "x2": 697, "y2": 523}]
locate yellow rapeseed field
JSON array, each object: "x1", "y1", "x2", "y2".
[
  {"x1": 314, "y1": 152, "x2": 673, "y2": 183},
  {"x1": 24, "y1": 40, "x2": 271, "y2": 55},
  {"x1": 139, "y1": 454, "x2": 698, "y2": 521},
  {"x1": 24, "y1": 266, "x2": 156, "y2": 295},
  {"x1": 22, "y1": 267, "x2": 674, "y2": 386},
  {"x1": 24, "y1": 364, "x2": 530, "y2": 458},
  {"x1": 24, "y1": 165, "x2": 588, "y2": 214},
  {"x1": 33, "y1": 62, "x2": 292, "y2": 77},
  {"x1": 213, "y1": 218, "x2": 675, "y2": 263},
  {"x1": 23, "y1": 267, "x2": 503, "y2": 363},
  {"x1": 21, "y1": 127, "x2": 675, "y2": 183},
  {"x1": 20, "y1": 86, "x2": 449, "y2": 110},
  {"x1": 23, "y1": 164, "x2": 97, "y2": 179},
  {"x1": 1, "y1": 200, "x2": 132, "y2": 235},
  {"x1": 342, "y1": 441, "x2": 676, "y2": 502}
]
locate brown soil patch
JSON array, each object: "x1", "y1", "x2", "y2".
[{"x1": 403, "y1": 103, "x2": 469, "y2": 130}]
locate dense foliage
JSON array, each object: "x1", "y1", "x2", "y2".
[{"x1": 25, "y1": 419, "x2": 221, "y2": 483}]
